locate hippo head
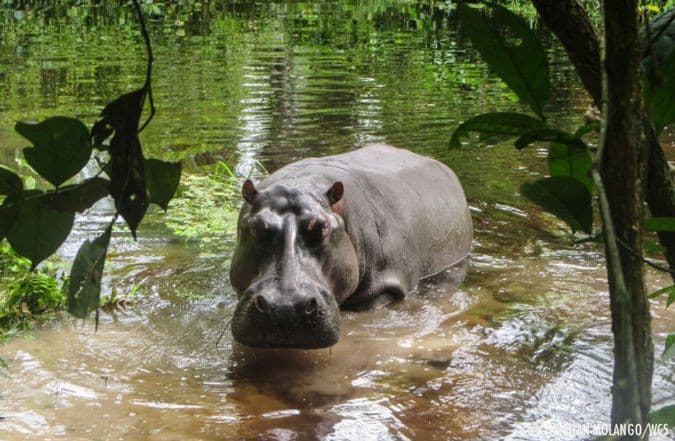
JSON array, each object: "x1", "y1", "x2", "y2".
[{"x1": 229, "y1": 179, "x2": 360, "y2": 349}]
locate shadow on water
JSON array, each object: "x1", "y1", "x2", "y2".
[{"x1": 1, "y1": 1, "x2": 675, "y2": 440}]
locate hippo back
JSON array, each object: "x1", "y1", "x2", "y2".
[{"x1": 258, "y1": 144, "x2": 472, "y2": 306}]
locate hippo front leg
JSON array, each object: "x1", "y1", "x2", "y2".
[{"x1": 341, "y1": 271, "x2": 408, "y2": 311}]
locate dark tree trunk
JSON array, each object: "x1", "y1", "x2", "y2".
[
  {"x1": 602, "y1": 1, "x2": 652, "y2": 429},
  {"x1": 532, "y1": 0, "x2": 655, "y2": 431}
]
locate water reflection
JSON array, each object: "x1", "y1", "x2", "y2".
[{"x1": 1, "y1": 2, "x2": 675, "y2": 441}]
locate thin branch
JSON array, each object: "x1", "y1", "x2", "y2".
[
  {"x1": 130, "y1": 0, "x2": 155, "y2": 133},
  {"x1": 616, "y1": 237, "x2": 675, "y2": 276},
  {"x1": 215, "y1": 316, "x2": 233, "y2": 346}
]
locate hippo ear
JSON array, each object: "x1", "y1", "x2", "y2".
[
  {"x1": 242, "y1": 179, "x2": 258, "y2": 204},
  {"x1": 326, "y1": 181, "x2": 344, "y2": 215}
]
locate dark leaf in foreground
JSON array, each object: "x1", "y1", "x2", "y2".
[
  {"x1": 521, "y1": 176, "x2": 593, "y2": 234},
  {"x1": 145, "y1": 158, "x2": 182, "y2": 210},
  {"x1": 68, "y1": 224, "x2": 112, "y2": 319},
  {"x1": 45, "y1": 178, "x2": 110, "y2": 213},
  {"x1": 0, "y1": 196, "x2": 19, "y2": 241},
  {"x1": 16, "y1": 117, "x2": 91, "y2": 188},
  {"x1": 5, "y1": 191, "x2": 75, "y2": 268},
  {"x1": 0, "y1": 165, "x2": 22, "y2": 196},
  {"x1": 450, "y1": 112, "x2": 543, "y2": 148},
  {"x1": 93, "y1": 88, "x2": 149, "y2": 237},
  {"x1": 645, "y1": 49, "x2": 675, "y2": 134}
]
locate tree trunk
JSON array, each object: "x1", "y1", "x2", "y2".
[
  {"x1": 602, "y1": 1, "x2": 652, "y2": 429},
  {"x1": 532, "y1": 0, "x2": 655, "y2": 430}
]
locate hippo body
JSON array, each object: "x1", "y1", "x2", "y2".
[{"x1": 230, "y1": 144, "x2": 472, "y2": 348}]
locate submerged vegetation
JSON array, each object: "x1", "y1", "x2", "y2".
[{"x1": 164, "y1": 162, "x2": 247, "y2": 248}]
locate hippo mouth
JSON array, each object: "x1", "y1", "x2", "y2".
[{"x1": 230, "y1": 290, "x2": 341, "y2": 349}]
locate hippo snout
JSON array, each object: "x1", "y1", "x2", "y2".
[
  {"x1": 252, "y1": 291, "x2": 318, "y2": 318},
  {"x1": 231, "y1": 284, "x2": 341, "y2": 349}
]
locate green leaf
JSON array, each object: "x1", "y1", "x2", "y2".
[
  {"x1": 644, "y1": 239, "x2": 665, "y2": 255},
  {"x1": 5, "y1": 191, "x2": 75, "y2": 268},
  {"x1": 450, "y1": 112, "x2": 544, "y2": 148},
  {"x1": 0, "y1": 165, "x2": 22, "y2": 196},
  {"x1": 663, "y1": 333, "x2": 675, "y2": 360},
  {"x1": 548, "y1": 143, "x2": 594, "y2": 193},
  {"x1": 45, "y1": 178, "x2": 110, "y2": 213},
  {"x1": 574, "y1": 121, "x2": 600, "y2": 138},
  {"x1": 646, "y1": 50, "x2": 675, "y2": 134},
  {"x1": 515, "y1": 128, "x2": 587, "y2": 150},
  {"x1": 0, "y1": 195, "x2": 20, "y2": 240},
  {"x1": 644, "y1": 217, "x2": 675, "y2": 232},
  {"x1": 457, "y1": 3, "x2": 550, "y2": 118},
  {"x1": 68, "y1": 225, "x2": 112, "y2": 319},
  {"x1": 521, "y1": 176, "x2": 593, "y2": 234},
  {"x1": 648, "y1": 285, "x2": 675, "y2": 307},
  {"x1": 16, "y1": 117, "x2": 91, "y2": 188},
  {"x1": 95, "y1": 88, "x2": 149, "y2": 236},
  {"x1": 145, "y1": 159, "x2": 182, "y2": 210},
  {"x1": 650, "y1": 404, "x2": 675, "y2": 425}
]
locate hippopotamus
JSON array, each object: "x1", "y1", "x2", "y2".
[{"x1": 229, "y1": 144, "x2": 472, "y2": 349}]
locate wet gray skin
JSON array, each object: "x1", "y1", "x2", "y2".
[{"x1": 230, "y1": 144, "x2": 473, "y2": 348}]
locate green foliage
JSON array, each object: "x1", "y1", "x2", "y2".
[
  {"x1": 548, "y1": 144, "x2": 593, "y2": 193},
  {"x1": 449, "y1": 112, "x2": 544, "y2": 148},
  {"x1": 0, "y1": 241, "x2": 66, "y2": 337},
  {"x1": 650, "y1": 404, "x2": 675, "y2": 425},
  {"x1": 644, "y1": 216, "x2": 675, "y2": 232},
  {"x1": 16, "y1": 117, "x2": 91, "y2": 188},
  {"x1": 164, "y1": 162, "x2": 244, "y2": 248},
  {"x1": 457, "y1": 2, "x2": 550, "y2": 119},
  {"x1": 663, "y1": 333, "x2": 675, "y2": 360},
  {"x1": 648, "y1": 284, "x2": 675, "y2": 307},
  {"x1": 521, "y1": 177, "x2": 593, "y2": 234},
  {"x1": 645, "y1": 51, "x2": 675, "y2": 135},
  {"x1": 451, "y1": 3, "x2": 595, "y2": 235}
]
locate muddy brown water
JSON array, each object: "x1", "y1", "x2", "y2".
[{"x1": 1, "y1": 2, "x2": 674, "y2": 440}]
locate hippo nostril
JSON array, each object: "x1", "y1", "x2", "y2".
[
  {"x1": 304, "y1": 298, "x2": 318, "y2": 315},
  {"x1": 254, "y1": 295, "x2": 269, "y2": 313}
]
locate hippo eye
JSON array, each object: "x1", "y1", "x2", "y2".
[
  {"x1": 303, "y1": 217, "x2": 330, "y2": 245},
  {"x1": 249, "y1": 217, "x2": 272, "y2": 242}
]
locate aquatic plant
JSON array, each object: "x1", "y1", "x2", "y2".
[
  {"x1": 0, "y1": 241, "x2": 66, "y2": 340},
  {"x1": 164, "y1": 161, "x2": 264, "y2": 248}
]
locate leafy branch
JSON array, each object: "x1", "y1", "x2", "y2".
[{"x1": 0, "y1": 0, "x2": 182, "y2": 328}]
